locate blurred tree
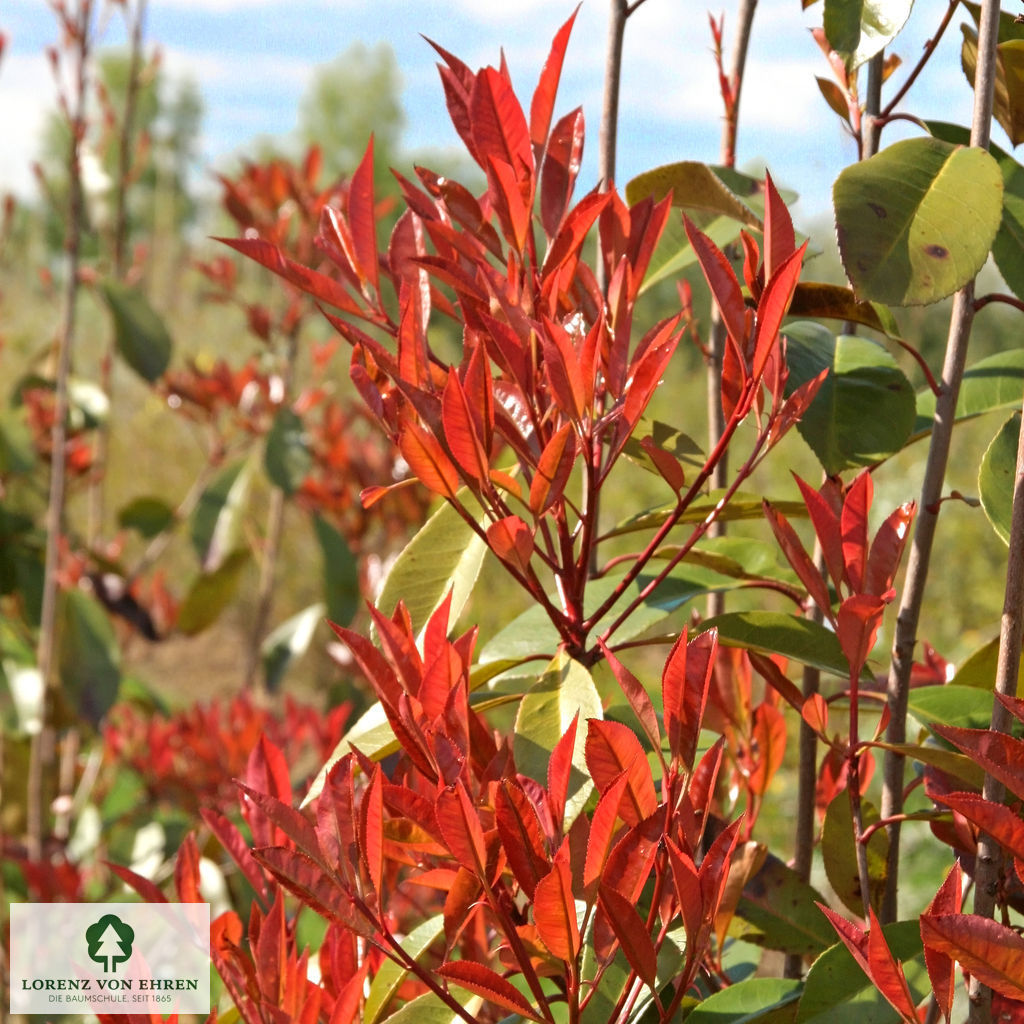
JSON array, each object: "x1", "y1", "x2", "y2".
[
  {"x1": 296, "y1": 42, "x2": 404, "y2": 187},
  {"x1": 36, "y1": 50, "x2": 203, "y2": 259}
]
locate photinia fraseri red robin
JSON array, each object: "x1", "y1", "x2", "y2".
[{"x1": 226, "y1": 13, "x2": 824, "y2": 665}]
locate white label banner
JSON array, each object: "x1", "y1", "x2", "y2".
[{"x1": 10, "y1": 902, "x2": 211, "y2": 1015}]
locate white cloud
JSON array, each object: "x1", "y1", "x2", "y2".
[{"x1": 0, "y1": 52, "x2": 55, "y2": 197}]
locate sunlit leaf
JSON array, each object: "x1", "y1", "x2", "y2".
[
  {"x1": 513, "y1": 651, "x2": 601, "y2": 827},
  {"x1": 921, "y1": 914, "x2": 1024, "y2": 1001},
  {"x1": 834, "y1": 137, "x2": 1002, "y2": 306},
  {"x1": 822, "y1": 793, "x2": 888, "y2": 917},
  {"x1": 824, "y1": 0, "x2": 914, "y2": 71},
  {"x1": 626, "y1": 161, "x2": 762, "y2": 229},
  {"x1": 375, "y1": 494, "x2": 486, "y2": 639},
  {"x1": 979, "y1": 411, "x2": 1021, "y2": 544},
  {"x1": 364, "y1": 915, "x2": 444, "y2": 1024},
  {"x1": 684, "y1": 977, "x2": 801, "y2": 1023},
  {"x1": 261, "y1": 603, "x2": 324, "y2": 692},
  {"x1": 190, "y1": 458, "x2": 252, "y2": 571}
]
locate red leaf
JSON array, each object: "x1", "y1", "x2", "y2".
[
  {"x1": 243, "y1": 735, "x2": 293, "y2": 847},
  {"x1": 801, "y1": 693, "x2": 830, "y2": 737},
  {"x1": 546, "y1": 712, "x2": 580, "y2": 836},
  {"x1": 922, "y1": 864, "x2": 962, "y2": 1022},
  {"x1": 543, "y1": 190, "x2": 613, "y2": 276},
  {"x1": 999, "y1": 692, "x2": 1024, "y2": 726},
  {"x1": 598, "y1": 883, "x2": 659, "y2": 989},
  {"x1": 496, "y1": 779, "x2": 551, "y2": 898},
  {"x1": 540, "y1": 107, "x2": 585, "y2": 238},
  {"x1": 622, "y1": 320, "x2": 680, "y2": 432},
  {"x1": 534, "y1": 854, "x2": 580, "y2": 962},
  {"x1": 583, "y1": 772, "x2": 630, "y2": 900},
  {"x1": 529, "y1": 7, "x2": 578, "y2": 159},
  {"x1": 442, "y1": 368, "x2": 490, "y2": 483},
  {"x1": 602, "y1": 810, "x2": 663, "y2": 904},
  {"x1": 836, "y1": 593, "x2": 886, "y2": 682},
  {"x1": 106, "y1": 861, "x2": 168, "y2": 904},
  {"x1": 488, "y1": 155, "x2": 532, "y2": 253},
  {"x1": 541, "y1": 317, "x2": 587, "y2": 423},
  {"x1": 399, "y1": 419, "x2": 461, "y2": 501},
  {"x1": 865, "y1": 908, "x2": 920, "y2": 1023},
  {"x1": 436, "y1": 781, "x2": 489, "y2": 879},
  {"x1": 358, "y1": 766, "x2": 384, "y2": 897},
  {"x1": 921, "y1": 913, "x2": 1024, "y2": 1001},
  {"x1": 818, "y1": 903, "x2": 870, "y2": 976},
  {"x1": 749, "y1": 704, "x2": 787, "y2": 796},
  {"x1": 865, "y1": 501, "x2": 916, "y2": 598},
  {"x1": 584, "y1": 719, "x2": 657, "y2": 826},
  {"x1": 237, "y1": 783, "x2": 320, "y2": 859},
  {"x1": 928, "y1": 727, "x2": 1024, "y2": 803},
  {"x1": 663, "y1": 628, "x2": 717, "y2": 770},
  {"x1": 347, "y1": 137, "x2": 379, "y2": 294},
  {"x1": 935, "y1": 791, "x2": 1024, "y2": 863},
  {"x1": 530, "y1": 421, "x2": 577, "y2": 517},
  {"x1": 685, "y1": 217, "x2": 748, "y2": 353},
  {"x1": 218, "y1": 237, "x2": 363, "y2": 318},
  {"x1": 794, "y1": 474, "x2": 846, "y2": 596},
  {"x1": 666, "y1": 838, "x2": 703, "y2": 956},
  {"x1": 763, "y1": 500, "x2": 834, "y2": 620},
  {"x1": 256, "y1": 892, "x2": 285, "y2": 1005},
  {"x1": 439, "y1": 960, "x2": 544, "y2": 1021},
  {"x1": 201, "y1": 808, "x2": 269, "y2": 901},
  {"x1": 841, "y1": 471, "x2": 873, "y2": 594},
  {"x1": 750, "y1": 243, "x2": 805, "y2": 382},
  {"x1": 487, "y1": 515, "x2": 535, "y2": 575},
  {"x1": 762, "y1": 171, "x2": 796, "y2": 281},
  {"x1": 598, "y1": 641, "x2": 662, "y2": 759},
  {"x1": 471, "y1": 66, "x2": 532, "y2": 181}
]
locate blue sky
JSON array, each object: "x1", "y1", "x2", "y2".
[{"x1": 0, "y1": 1, "x2": 975, "y2": 220}]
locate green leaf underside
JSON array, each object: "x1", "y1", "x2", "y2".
[
  {"x1": 784, "y1": 321, "x2": 915, "y2": 475},
  {"x1": 364, "y1": 915, "x2": 444, "y2": 1024},
  {"x1": 625, "y1": 161, "x2": 763, "y2": 228},
  {"x1": 796, "y1": 920, "x2": 929, "y2": 1023},
  {"x1": 834, "y1": 137, "x2": 1002, "y2": 306},
  {"x1": 979, "y1": 411, "x2": 1021, "y2": 545},
  {"x1": 375, "y1": 495, "x2": 487, "y2": 638},
  {"x1": 914, "y1": 348, "x2": 1024, "y2": 436}
]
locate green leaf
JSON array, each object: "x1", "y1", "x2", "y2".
[
  {"x1": 176, "y1": 549, "x2": 251, "y2": 636},
  {"x1": 906, "y1": 684, "x2": 995, "y2": 730},
  {"x1": 190, "y1": 459, "x2": 252, "y2": 571},
  {"x1": 117, "y1": 496, "x2": 176, "y2": 539},
  {"x1": 700, "y1": 611, "x2": 864, "y2": 679},
  {"x1": 0, "y1": 409, "x2": 36, "y2": 474},
  {"x1": 962, "y1": 26, "x2": 1024, "y2": 147},
  {"x1": 915, "y1": 349, "x2": 1024, "y2": 435},
  {"x1": 479, "y1": 564, "x2": 733, "y2": 665},
  {"x1": 314, "y1": 515, "x2": 359, "y2": 628},
  {"x1": 796, "y1": 920, "x2": 929, "y2": 1024},
  {"x1": 58, "y1": 588, "x2": 121, "y2": 726},
  {"x1": 953, "y1": 635, "x2": 1024, "y2": 691},
  {"x1": 365, "y1": 915, "x2": 444, "y2": 1024},
  {"x1": 930, "y1": 121, "x2": 1024, "y2": 300},
  {"x1": 683, "y1": 536, "x2": 799, "y2": 586},
  {"x1": 868, "y1": 740, "x2": 985, "y2": 790},
  {"x1": 962, "y1": 1, "x2": 1024, "y2": 44},
  {"x1": 625, "y1": 161, "x2": 763, "y2": 229},
  {"x1": 822, "y1": 794, "x2": 888, "y2": 917},
  {"x1": 513, "y1": 651, "x2": 602, "y2": 827},
  {"x1": 264, "y1": 407, "x2": 312, "y2": 495},
  {"x1": 261, "y1": 603, "x2": 324, "y2": 692},
  {"x1": 685, "y1": 977, "x2": 802, "y2": 1024},
  {"x1": 824, "y1": 0, "x2": 914, "y2": 71},
  {"x1": 834, "y1": 137, "x2": 1003, "y2": 306},
  {"x1": 784, "y1": 322, "x2": 915, "y2": 474},
  {"x1": 788, "y1": 283, "x2": 901, "y2": 338},
  {"x1": 636, "y1": 211, "x2": 751, "y2": 295},
  {"x1": 375, "y1": 495, "x2": 487, "y2": 637},
  {"x1": 100, "y1": 280, "x2": 173, "y2": 382},
  {"x1": 730, "y1": 856, "x2": 838, "y2": 956},
  {"x1": 375, "y1": 991, "x2": 473, "y2": 1024},
  {"x1": 980, "y1": 411, "x2": 1021, "y2": 544},
  {"x1": 604, "y1": 490, "x2": 808, "y2": 539}
]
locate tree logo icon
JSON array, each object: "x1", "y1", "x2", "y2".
[{"x1": 85, "y1": 914, "x2": 135, "y2": 973}]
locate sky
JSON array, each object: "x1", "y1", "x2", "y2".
[{"x1": 0, "y1": 1, "x2": 977, "y2": 222}]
